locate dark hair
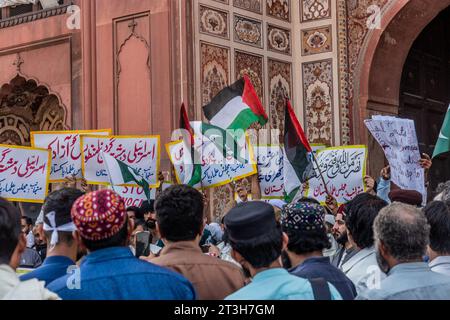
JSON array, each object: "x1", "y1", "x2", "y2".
[
  {"x1": 345, "y1": 193, "x2": 375, "y2": 216},
  {"x1": 423, "y1": 201, "x2": 450, "y2": 254},
  {"x1": 140, "y1": 200, "x2": 155, "y2": 214},
  {"x1": 21, "y1": 216, "x2": 33, "y2": 226},
  {"x1": 126, "y1": 206, "x2": 144, "y2": 220},
  {"x1": 155, "y1": 185, "x2": 204, "y2": 242},
  {"x1": 296, "y1": 197, "x2": 321, "y2": 205},
  {"x1": 285, "y1": 228, "x2": 331, "y2": 255},
  {"x1": 224, "y1": 224, "x2": 283, "y2": 268},
  {"x1": 42, "y1": 188, "x2": 85, "y2": 246},
  {"x1": 0, "y1": 198, "x2": 21, "y2": 265},
  {"x1": 81, "y1": 219, "x2": 129, "y2": 252},
  {"x1": 346, "y1": 193, "x2": 388, "y2": 249}
]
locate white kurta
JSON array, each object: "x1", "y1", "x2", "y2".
[{"x1": 0, "y1": 264, "x2": 59, "y2": 300}]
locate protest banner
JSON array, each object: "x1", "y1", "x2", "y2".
[
  {"x1": 0, "y1": 145, "x2": 51, "y2": 203},
  {"x1": 81, "y1": 135, "x2": 160, "y2": 187},
  {"x1": 255, "y1": 145, "x2": 284, "y2": 199},
  {"x1": 166, "y1": 135, "x2": 257, "y2": 189},
  {"x1": 306, "y1": 145, "x2": 367, "y2": 204},
  {"x1": 31, "y1": 129, "x2": 111, "y2": 182},
  {"x1": 111, "y1": 182, "x2": 172, "y2": 207},
  {"x1": 365, "y1": 116, "x2": 426, "y2": 202}
]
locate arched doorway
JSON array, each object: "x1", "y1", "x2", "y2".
[
  {"x1": 0, "y1": 74, "x2": 68, "y2": 221},
  {"x1": 399, "y1": 7, "x2": 450, "y2": 191},
  {"x1": 354, "y1": 0, "x2": 450, "y2": 190},
  {"x1": 0, "y1": 74, "x2": 67, "y2": 146}
]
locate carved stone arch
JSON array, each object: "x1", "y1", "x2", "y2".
[
  {"x1": 353, "y1": 0, "x2": 450, "y2": 176},
  {"x1": 115, "y1": 28, "x2": 151, "y2": 85},
  {"x1": 354, "y1": 0, "x2": 450, "y2": 143},
  {"x1": 113, "y1": 16, "x2": 152, "y2": 134},
  {"x1": 0, "y1": 74, "x2": 68, "y2": 146}
]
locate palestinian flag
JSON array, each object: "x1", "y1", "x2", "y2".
[
  {"x1": 433, "y1": 104, "x2": 450, "y2": 159},
  {"x1": 202, "y1": 75, "x2": 268, "y2": 131},
  {"x1": 190, "y1": 121, "x2": 247, "y2": 165},
  {"x1": 179, "y1": 103, "x2": 202, "y2": 187},
  {"x1": 283, "y1": 100, "x2": 314, "y2": 203},
  {"x1": 103, "y1": 153, "x2": 152, "y2": 201}
]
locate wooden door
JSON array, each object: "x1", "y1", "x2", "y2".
[{"x1": 400, "y1": 6, "x2": 450, "y2": 193}]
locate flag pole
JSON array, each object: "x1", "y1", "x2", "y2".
[{"x1": 311, "y1": 152, "x2": 331, "y2": 197}]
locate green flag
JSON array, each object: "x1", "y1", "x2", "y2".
[
  {"x1": 433, "y1": 105, "x2": 450, "y2": 159},
  {"x1": 103, "y1": 152, "x2": 152, "y2": 201}
]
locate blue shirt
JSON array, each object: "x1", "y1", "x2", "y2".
[
  {"x1": 376, "y1": 178, "x2": 391, "y2": 203},
  {"x1": 357, "y1": 262, "x2": 450, "y2": 300},
  {"x1": 20, "y1": 256, "x2": 75, "y2": 286},
  {"x1": 290, "y1": 256, "x2": 357, "y2": 300},
  {"x1": 225, "y1": 268, "x2": 342, "y2": 300},
  {"x1": 47, "y1": 247, "x2": 196, "y2": 300}
]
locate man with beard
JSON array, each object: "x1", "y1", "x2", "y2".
[
  {"x1": 140, "y1": 200, "x2": 163, "y2": 247},
  {"x1": 357, "y1": 202, "x2": 450, "y2": 300},
  {"x1": 341, "y1": 193, "x2": 388, "y2": 293},
  {"x1": 20, "y1": 188, "x2": 85, "y2": 286},
  {"x1": 331, "y1": 205, "x2": 358, "y2": 269}
]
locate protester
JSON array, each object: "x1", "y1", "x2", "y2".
[
  {"x1": 126, "y1": 206, "x2": 142, "y2": 221},
  {"x1": 140, "y1": 200, "x2": 156, "y2": 222},
  {"x1": 32, "y1": 223, "x2": 48, "y2": 262},
  {"x1": 20, "y1": 188, "x2": 84, "y2": 286},
  {"x1": 19, "y1": 216, "x2": 43, "y2": 269},
  {"x1": 268, "y1": 199, "x2": 286, "y2": 222},
  {"x1": 140, "y1": 200, "x2": 163, "y2": 246},
  {"x1": 377, "y1": 155, "x2": 432, "y2": 204},
  {"x1": 323, "y1": 214, "x2": 338, "y2": 258},
  {"x1": 357, "y1": 202, "x2": 450, "y2": 300},
  {"x1": 19, "y1": 247, "x2": 42, "y2": 269},
  {"x1": 21, "y1": 216, "x2": 35, "y2": 248},
  {"x1": 281, "y1": 201, "x2": 357, "y2": 300},
  {"x1": 223, "y1": 201, "x2": 342, "y2": 300},
  {"x1": 341, "y1": 193, "x2": 388, "y2": 293},
  {"x1": 47, "y1": 189, "x2": 196, "y2": 300},
  {"x1": 0, "y1": 198, "x2": 59, "y2": 300},
  {"x1": 331, "y1": 205, "x2": 359, "y2": 268},
  {"x1": 213, "y1": 216, "x2": 239, "y2": 266},
  {"x1": 434, "y1": 181, "x2": 450, "y2": 201},
  {"x1": 423, "y1": 201, "x2": 450, "y2": 276},
  {"x1": 144, "y1": 185, "x2": 246, "y2": 300},
  {"x1": 204, "y1": 222, "x2": 223, "y2": 245}
]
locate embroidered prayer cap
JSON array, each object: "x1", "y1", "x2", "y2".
[
  {"x1": 224, "y1": 201, "x2": 277, "y2": 241},
  {"x1": 281, "y1": 201, "x2": 326, "y2": 231},
  {"x1": 71, "y1": 189, "x2": 127, "y2": 241}
]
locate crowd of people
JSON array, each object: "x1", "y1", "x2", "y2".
[{"x1": 1, "y1": 159, "x2": 450, "y2": 300}]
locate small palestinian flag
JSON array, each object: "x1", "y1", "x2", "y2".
[
  {"x1": 283, "y1": 100, "x2": 314, "y2": 203},
  {"x1": 179, "y1": 103, "x2": 202, "y2": 187},
  {"x1": 202, "y1": 75, "x2": 268, "y2": 131},
  {"x1": 103, "y1": 153, "x2": 152, "y2": 201}
]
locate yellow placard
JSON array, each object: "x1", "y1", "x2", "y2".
[
  {"x1": 81, "y1": 135, "x2": 161, "y2": 188},
  {"x1": 165, "y1": 135, "x2": 257, "y2": 190},
  {"x1": 30, "y1": 129, "x2": 112, "y2": 183},
  {"x1": 310, "y1": 145, "x2": 368, "y2": 205},
  {"x1": 0, "y1": 144, "x2": 52, "y2": 204}
]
